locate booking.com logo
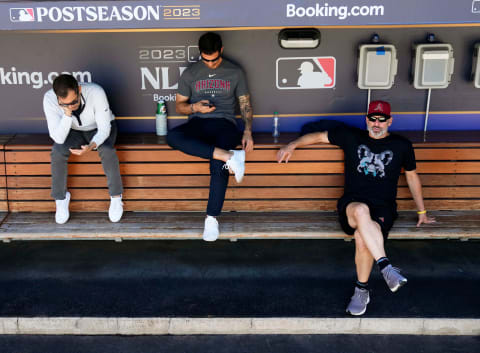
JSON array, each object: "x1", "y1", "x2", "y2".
[
  {"x1": 286, "y1": 3, "x2": 384, "y2": 20},
  {"x1": 0, "y1": 67, "x2": 92, "y2": 89}
]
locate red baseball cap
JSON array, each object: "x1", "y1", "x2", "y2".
[{"x1": 367, "y1": 100, "x2": 391, "y2": 119}]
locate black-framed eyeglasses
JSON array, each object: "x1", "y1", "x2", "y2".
[
  {"x1": 367, "y1": 115, "x2": 390, "y2": 123},
  {"x1": 201, "y1": 53, "x2": 221, "y2": 63},
  {"x1": 58, "y1": 94, "x2": 80, "y2": 107}
]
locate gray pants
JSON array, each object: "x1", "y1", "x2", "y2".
[{"x1": 50, "y1": 121, "x2": 123, "y2": 200}]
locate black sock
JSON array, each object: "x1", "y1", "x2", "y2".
[
  {"x1": 355, "y1": 280, "x2": 368, "y2": 290},
  {"x1": 376, "y1": 257, "x2": 390, "y2": 271}
]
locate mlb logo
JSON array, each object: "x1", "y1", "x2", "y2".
[
  {"x1": 276, "y1": 57, "x2": 336, "y2": 89},
  {"x1": 10, "y1": 8, "x2": 35, "y2": 22}
]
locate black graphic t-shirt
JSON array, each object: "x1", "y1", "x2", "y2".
[
  {"x1": 328, "y1": 126, "x2": 416, "y2": 209},
  {"x1": 178, "y1": 58, "x2": 248, "y2": 124}
]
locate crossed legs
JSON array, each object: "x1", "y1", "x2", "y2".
[
  {"x1": 346, "y1": 202, "x2": 386, "y2": 283},
  {"x1": 167, "y1": 118, "x2": 243, "y2": 241},
  {"x1": 167, "y1": 118, "x2": 242, "y2": 216},
  {"x1": 344, "y1": 202, "x2": 407, "y2": 316}
]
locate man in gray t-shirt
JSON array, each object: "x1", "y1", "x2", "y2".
[
  {"x1": 167, "y1": 32, "x2": 254, "y2": 242},
  {"x1": 177, "y1": 52, "x2": 249, "y2": 125}
]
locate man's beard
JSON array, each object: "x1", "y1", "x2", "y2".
[{"x1": 368, "y1": 126, "x2": 387, "y2": 138}]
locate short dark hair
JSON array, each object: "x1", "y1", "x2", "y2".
[
  {"x1": 53, "y1": 74, "x2": 79, "y2": 98},
  {"x1": 198, "y1": 32, "x2": 222, "y2": 54}
]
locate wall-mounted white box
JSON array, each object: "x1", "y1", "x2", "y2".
[
  {"x1": 358, "y1": 44, "x2": 397, "y2": 89},
  {"x1": 413, "y1": 43, "x2": 454, "y2": 89}
]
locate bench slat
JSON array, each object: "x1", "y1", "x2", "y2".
[
  {"x1": 7, "y1": 161, "x2": 480, "y2": 175},
  {"x1": 6, "y1": 174, "x2": 480, "y2": 189},
  {"x1": 397, "y1": 199, "x2": 480, "y2": 210},
  {"x1": 416, "y1": 162, "x2": 480, "y2": 173},
  {"x1": 8, "y1": 186, "x2": 480, "y2": 201},
  {"x1": 7, "y1": 148, "x2": 480, "y2": 163},
  {"x1": 7, "y1": 199, "x2": 480, "y2": 212},
  {"x1": 414, "y1": 148, "x2": 480, "y2": 160},
  {"x1": 7, "y1": 187, "x2": 345, "y2": 200},
  {"x1": 6, "y1": 175, "x2": 347, "y2": 188},
  {"x1": 0, "y1": 211, "x2": 478, "y2": 241},
  {"x1": 6, "y1": 162, "x2": 349, "y2": 175},
  {"x1": 7, "y1": 200, "x2": 340, "y2": 212},
  {"x1": 6, "y1": 149, "x2": 347, "y2": 163},
  {"x1": 397, "y1": 187, "x2": 480, "y2": 198}
]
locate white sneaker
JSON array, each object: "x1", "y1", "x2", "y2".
[
  {"x1": 224, "y1": 150, "x2": 246, "y2": 183},
  {"x1": 55, "y1": 191, "x2": 70, "y2": 224},
  {"x1": 203, "y1": 216, "x2": 219, "y2": 242},
  {"x1": 109, "y1": 195, "x2": 124, "y2": 222}
]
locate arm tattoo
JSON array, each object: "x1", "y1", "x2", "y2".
[{"x1": 238, "y1": 94, "x2": 253, "y2": 131}]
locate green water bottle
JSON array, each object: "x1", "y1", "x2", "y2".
[{"x1": 156, "y1": 100, "x2": 167, "y2": 136}]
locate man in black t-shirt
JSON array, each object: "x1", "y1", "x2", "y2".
[{"x1": 277, "y1": 101, "x2": 435, "y2": 316}]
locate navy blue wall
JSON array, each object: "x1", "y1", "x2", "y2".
[{"x1": 0, "y1": 27, "x2": 479, "y2": 134}]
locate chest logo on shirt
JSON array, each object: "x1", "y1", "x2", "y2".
[
  {"x1": 357, "y1": 145, "x2": 393, "y2": 178},
  {"x1": 195, "y1": 79, "x2": 231, "y2": 95}
]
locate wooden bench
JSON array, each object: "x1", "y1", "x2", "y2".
[
  {"x1": 0, "y1": 135, "x2": 13, "y2": 213},
  {"x1": 1, "y1": 131, "x2": 479, "y2": 241},
  {"x1": 0, "y1": 210, "x2": 478, "y2": 242}
]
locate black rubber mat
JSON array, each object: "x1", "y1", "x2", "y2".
[{"x1": 0, "y1": 239, "x2": 478, "y2": 318}]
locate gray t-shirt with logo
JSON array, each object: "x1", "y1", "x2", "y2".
[{"x1": 178, "y1": 58, "x2": 249, "y2": 124}]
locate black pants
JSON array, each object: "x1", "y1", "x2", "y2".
[{"x1": 167, "y1": 118, "x2": 242, "y2": 216}]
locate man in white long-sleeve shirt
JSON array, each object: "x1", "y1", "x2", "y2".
[{"x1": 43, "y1": 74, "x2": 123, "y2": 224}]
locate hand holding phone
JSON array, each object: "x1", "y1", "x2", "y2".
[{"x1": 196, "y1": 100, "x2": 215, "y2": 113}]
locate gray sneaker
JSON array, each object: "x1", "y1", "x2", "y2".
[
  {"x1": 381, "y1": 264, "x2": 407, "y2": 292},
  {"x1": 346, "y1": 287, "x2": 370, "y2": 316}
]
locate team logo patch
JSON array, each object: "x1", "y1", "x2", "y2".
[
  {"x1": 276, "y1": 57, "x2": 336, "y2": 89},
  {"x1": 371, "y1": 102, "x2": 385, "y2": 113},
  {"x1": 10, "y1": 8, "x2": 35, "y2": 22}
]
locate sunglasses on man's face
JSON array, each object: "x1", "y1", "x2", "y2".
[
  {"x1": 201, "y1": 53, "x2": 221, "y2": 63},
  {"x1": 367, "y1": 115, "x2": 390, "y2": 123}
]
